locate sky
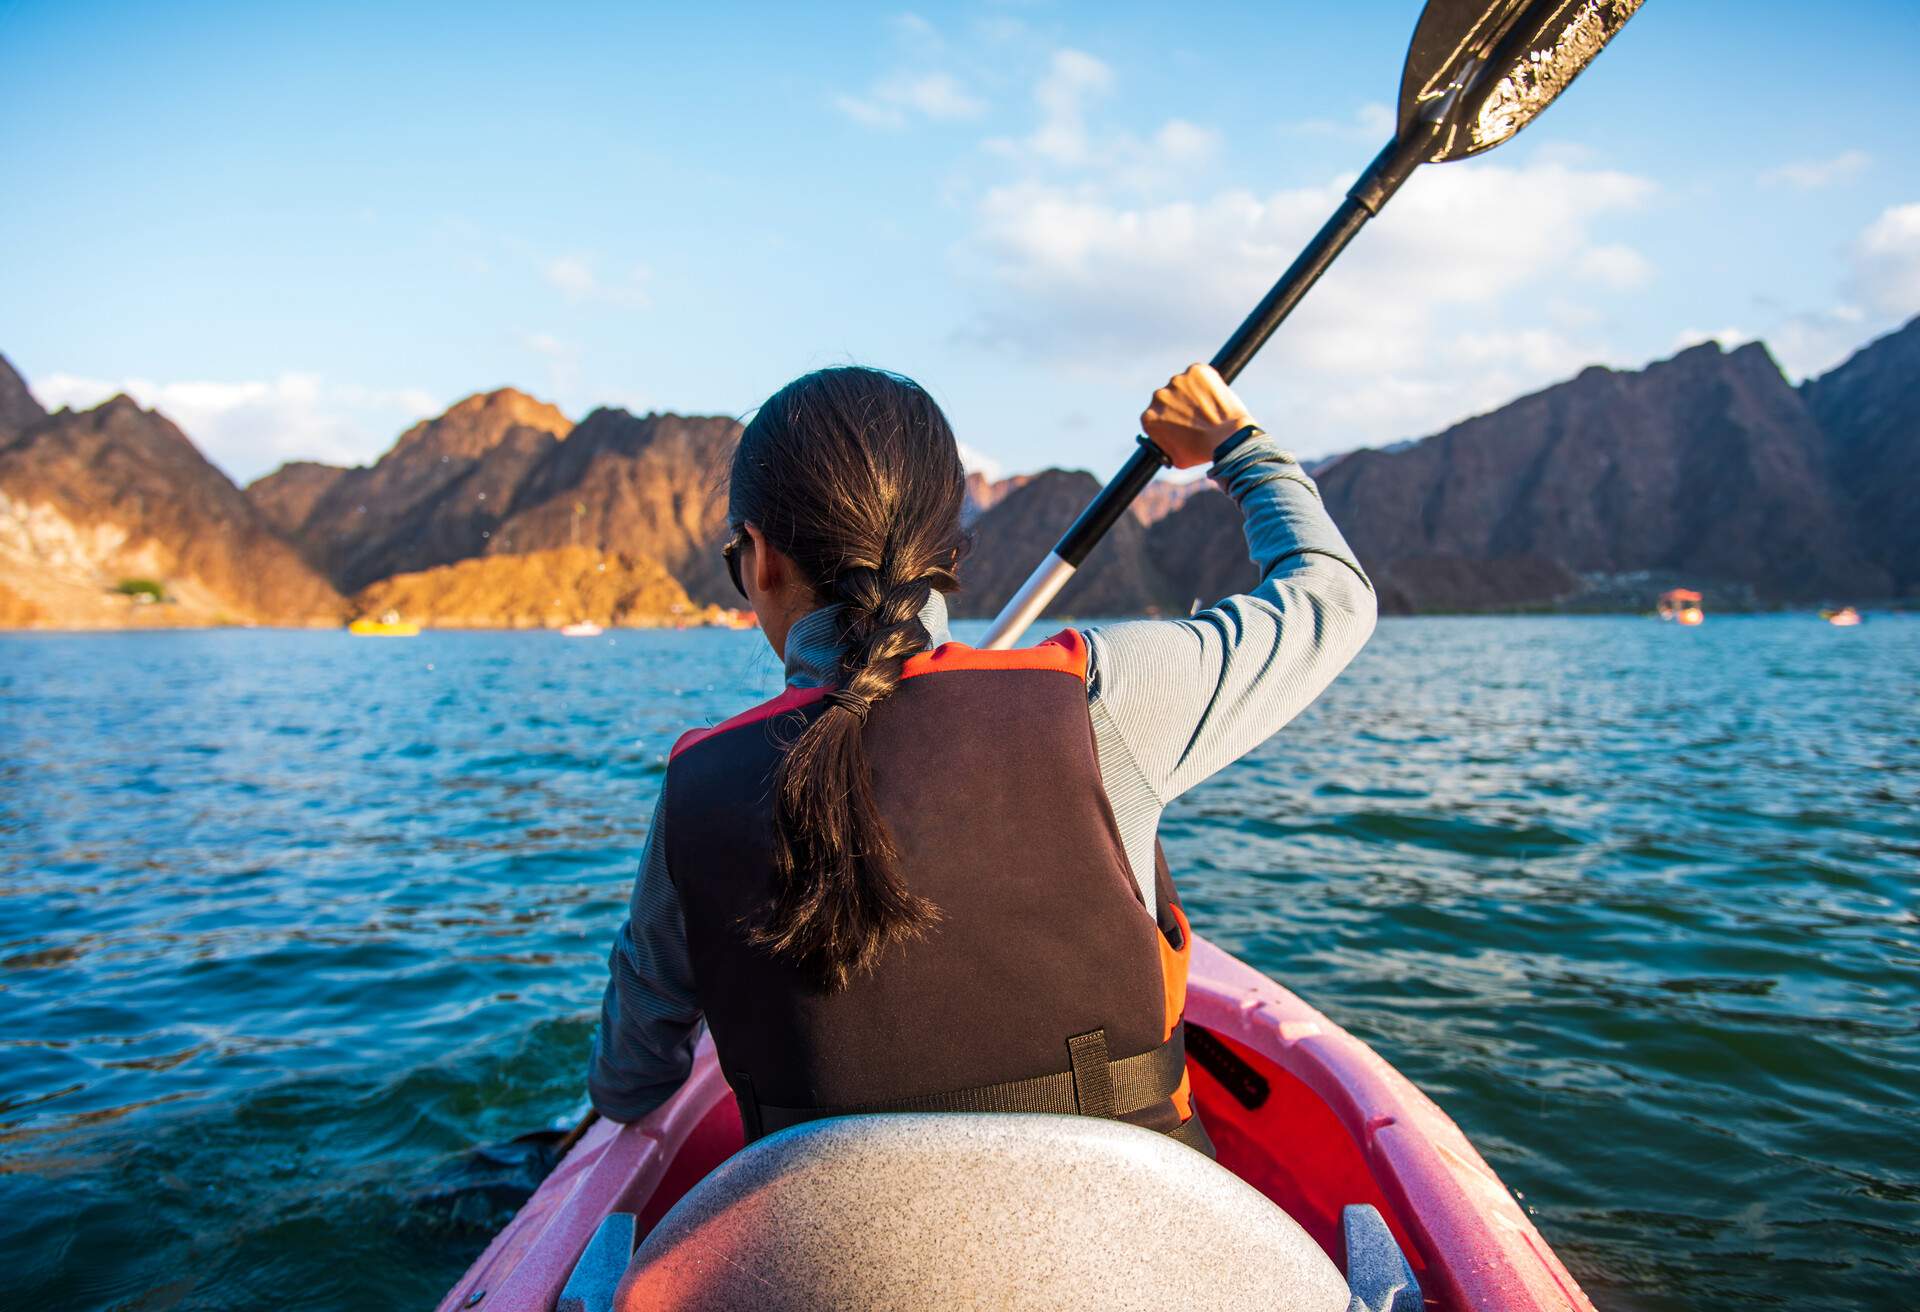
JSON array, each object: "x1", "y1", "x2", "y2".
[{"x1": 3, "y1": 1, "x2": 1918, "y2": 485}]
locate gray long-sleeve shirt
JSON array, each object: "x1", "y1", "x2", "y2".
[{"x1": 586, "y1": 432, "x2": 1377, "y2": 1121}]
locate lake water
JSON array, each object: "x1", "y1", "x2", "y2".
[{"x1": 1, "y1": 617, "x2": 1915, "y2": 1310}]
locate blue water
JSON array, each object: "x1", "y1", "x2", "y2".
[{"x1": 1, "y1": 617, "x2": 1915, "y2": 1310}]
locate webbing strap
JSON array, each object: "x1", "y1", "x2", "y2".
[
  {"x1": 750, "y1": 1023, "x2": 1188, "y2": 1136},
  {"x1": 1067, "y1": 1030, "x2": 1116, "y2": 1118}
]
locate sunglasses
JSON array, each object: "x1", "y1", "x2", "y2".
[{"x1": 722, "y1": 529, "x2": 749, "y2": 600}]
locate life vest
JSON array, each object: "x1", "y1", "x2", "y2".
[{"x1": 663, "y1": 630, "x2": 1207, "y2": 1152}]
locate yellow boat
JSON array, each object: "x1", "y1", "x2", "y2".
[{"x1": 349, "y1": 611, "x2": 420, "y2": 637}]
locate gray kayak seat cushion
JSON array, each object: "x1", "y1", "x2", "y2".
[
  {"x1": 615, "y1": 1112, "x2": 1353, "y2": 1311},
  {"x1": 1340, "y1": 1205, "x2": 1421, "y2": 1312}
]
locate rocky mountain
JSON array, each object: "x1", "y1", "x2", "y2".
[
  {"x1": 250, "y1": 401, "x2": 741, "y2": 606},
  {"x1": 0, "y1": 354, "x2": 47, "y2": 438},
  {"x1": 965, "y1": 326, "x2": 1914, "y2": 617},
  {"x1": 349, "y1": 545, "x2": 694, "y2": 628},
  {"x1": 7, "y1": 312, "x2": 1911, "y2": 629},
  {"x1": 1310, "y1": 338, "x2": 1892, "y2": 611},
  {"x1": 271, "y1": 388, "x2": 574, "y2": 592},
  {"x1": 961, "y1": 471, "x2": 1031, "y2": 525},
  {"x1": 245, "y1": 460, "x2": 348, "y2": 539},
  {"x1": 0, "y1": 395, "x2": 344, "y2": 627},
  {"x1": 487, "y1": 408, "x2": 741, "y2": 605},
  {"x1": 1131, "y1": 478, "x2": 1206, "y2": 526},
  {"x1": 1145, "y1": 489, "x2": 1261, "y2": 609},
  {"x1": 1801, "y1": 315, "x2": 1920, "y2": 598},
  {"x1": 953, "y1": 469, "x2": 1179, "y2": 619},
  {"x1": 963, "y1": 469, "x2": 1198, "y2": 529}
]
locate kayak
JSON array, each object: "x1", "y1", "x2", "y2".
[
  {"x1": 348, "y1": 617, "x2": 420, "y2": 637},
  {"x1": 437, "y1": 936, "x2": 1595, "y2": 1311}
]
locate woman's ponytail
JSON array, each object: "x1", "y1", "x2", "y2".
[{"x1": 729, "y1": 368, "x2": 968, "y2": 991}]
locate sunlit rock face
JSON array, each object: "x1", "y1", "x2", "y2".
[
  {"x1": 278, "y1": 388, "x2": 575, "y2": 593},
  {"x1": 0, "y1": 394, "x2": 344, "y2": 627},
  {"x1": 348, "y1": 545, "x2": 694, "y2": 629},
  {"x1": 487, "y1": 408, "x2": 742, "y2": 607}
]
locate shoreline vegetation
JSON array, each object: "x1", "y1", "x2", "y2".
[{"x1": 1, "y1": 313, "x2": 1914, "y2": 633}]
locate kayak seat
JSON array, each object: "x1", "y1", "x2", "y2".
[{"x1": 612, "y1": 1111, "x2": 1356, "y2": 1311}]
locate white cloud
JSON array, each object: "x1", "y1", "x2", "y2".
[
  {"x1": 1765, "y1": 306, "x2": 1869, "y2": 381},
  {"x1": 957, "y1": 154, "x2": 1653, "y2": 454},
  {"x1": 955, "y1": 440, "x2": 1002, "y2": 479},
  {"x1": 964, "y1": 161, "x2": 1651, "y2": 362},
  {"x1": 545, "y1": 255, "x2": 595, "y2": 299},
  {"x1": 1283, "y1": 102, "x2": 1395, "y2": 142},
  {"x1": 1574, "y1": 242, "x2": 1653, "y2": 290},
  {"x1": 1759, "y1": 150, "x2": 1870, "y2": 190},
  {"x1": 984, "y1": 50, "x2": 1218, "y2": 192},
  {"x1": 31, "y1": 373, "x2": 442, "y2": 484},
  {"x1": 543, "y1": 255, "x2": 651, "y2": 306},
  {"x1": 1846, "y1": 202, "x2": 1920, "y2": 319},
  {"x1": 1754, "y1": 202, "x2": 1920, "y2": 379},
  {"x1": 836, "y1": 71, "x2": 986, "y2": 130},
  {"x1": 1026, "y1": 49, "x2": 1113, "y2": 165}
]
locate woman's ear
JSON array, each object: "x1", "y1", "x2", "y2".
[{"x1": 743, "y1": 523, "x2": 783, "y2": 599}]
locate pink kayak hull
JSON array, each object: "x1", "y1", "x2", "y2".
[{"x1": 438, "y1": 936, "x2": 1594, "y2": 1312}]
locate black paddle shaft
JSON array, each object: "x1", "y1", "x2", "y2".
[{"x1": 1048, "y1": 127, "x2": 1437, "y2": 569}]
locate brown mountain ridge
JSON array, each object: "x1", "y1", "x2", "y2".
[
  {"x1": 2, "y1": 314, "x2": 1913, "y2": 628},
  {"x1": 0, "y1": 395, "x2": 344, "y2": 627}
]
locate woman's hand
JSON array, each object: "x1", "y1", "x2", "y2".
[{"x1": 1140, "y1": 364, "x2": 1256, "y2": 470}]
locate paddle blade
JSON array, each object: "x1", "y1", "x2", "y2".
[{"x1": 1399, "y1": 0, "x2": 1646, "y2": 161}]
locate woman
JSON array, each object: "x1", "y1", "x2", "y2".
[{"x1": 588, "y1": 363, "x2": 1375, "y2": 1152}]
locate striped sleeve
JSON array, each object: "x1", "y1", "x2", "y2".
[
  {"x1": 586, "y1": 789, "x2": 704, "y2": 1122},
  {"x1": 1083, "y1": 432, "x2": 1378, "y2": 906}
]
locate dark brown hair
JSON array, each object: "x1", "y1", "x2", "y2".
[{"x1": 729, "y1": 366, "x2": 968, "y2": 990}]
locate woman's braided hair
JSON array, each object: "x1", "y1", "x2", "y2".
[{"x1": 729, "y1": 367, "x2": 968, "y2": 991}]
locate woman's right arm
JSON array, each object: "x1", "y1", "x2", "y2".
[
  {"x1": 1082, "y1": 366, "x2": 1378, "y2": 812},
  {"x1": 586, "y1": 798, "x2": 703, "y2": 1121}
]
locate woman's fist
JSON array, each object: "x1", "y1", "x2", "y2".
[{"x1": 1140, "y1": 364, "x2": 1256, "y2": 469}]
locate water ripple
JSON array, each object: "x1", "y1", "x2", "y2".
[{"x1": 0, "y1": 617, "x2": 1915, "y2": 1310}]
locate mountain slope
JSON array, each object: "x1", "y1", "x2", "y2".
[
  {"x1": 246, "y1": 460, "x2": 348, "y2": 540},
  {"x1": 292, "y1": 389, "x2": 573, "y2": 591},
  {"x1": 0, "y1": 353, "x2": 47, "y2": 439},
  {"x1": 1801, "y1": 314, "x2": 1920, "y2": 597},
  {"x1": 953, "y1": 469, "x2": 1178, "y2": 619},
  {"x1": 0, "y1": 396, "x2": 344, "y2": 626},
  {"x1": 1311, "y1": 340, "x2": 1889, "y2": 608},
  {"x1": 490, "y1": 409, "x2": 741, "y2": 605},
  {"x1": 350, "y1": 546, "x2": 693, "y2": 628},
  {"x1": 1146, "y1": 489, "x2": 1260, "y2": 609}
]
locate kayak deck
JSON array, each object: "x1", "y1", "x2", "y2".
[{"x1": 438, "y1": 936, "x2": 1593, "y2": 1311}]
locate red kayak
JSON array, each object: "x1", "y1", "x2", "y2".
[{"x1": 439, "y1": 936, "x2": 1594, "y2": 1311}]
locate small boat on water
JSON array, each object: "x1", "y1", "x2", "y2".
[
  {"x1": 347, "y1": 611, "x2": 419, "y2": 637},
  {"x1": 560, "y1": 621, "x2": 605, "y2": 637},
  {"x1": 1656, "y1": 588, "x2": 1703, "y2": 626},
  {"x1": 440, "y1": 937, "x2": 1593, "y2": 1311},
  {"x1": 1820, "y1": 607, "x2": 1862, "y2": 627}
]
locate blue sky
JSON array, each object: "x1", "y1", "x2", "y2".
[{"x1": 4, "y1": 1, "x2": 1917, "y2": 484}]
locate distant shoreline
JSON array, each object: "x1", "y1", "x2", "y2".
[{"x1": 3, "y1": 607, "x2": 1908, "y2": 637}]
